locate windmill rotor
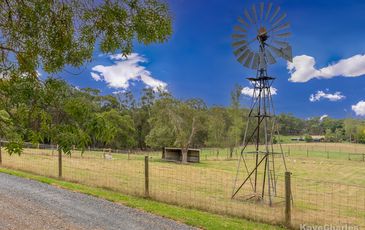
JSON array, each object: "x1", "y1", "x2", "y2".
[{"x1": 232, "y1": 2, "x2": 292, "y2": 70}]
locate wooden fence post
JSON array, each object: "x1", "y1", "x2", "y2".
[
  {"x1": 58, "y1": 149, "x2": 62, "y2": 178},
  {"x1": 144, "y1": 156, "x2": 149, "y2": 197},
  {"x1": 0, "y1": 141, "x2": 2, "y2": 165},
  {"x1": 306, "y1": 147, "x2": 309, "y2": 157},
  {"x1": 285, "y1": 171, "x2": 292, "y2": 227}
]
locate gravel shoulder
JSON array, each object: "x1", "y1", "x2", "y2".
[{"x1": 0, "y1": 173, "x2": 195, "y2": 230}]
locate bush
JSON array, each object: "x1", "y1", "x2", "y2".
[
  {"x1": 5, "y1": 141, "x2": 23, "y2": 156},
  {"x1": 304, "y1": 134, "x2": 312, "y2": 142}
]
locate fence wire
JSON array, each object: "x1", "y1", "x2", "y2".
[{"x1": 0, "y1": 144, "x2": 364, "y2": 228}]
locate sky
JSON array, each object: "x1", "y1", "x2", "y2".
[{"x1": 56, "y1": 0, "x2": 365, "y2": 119}]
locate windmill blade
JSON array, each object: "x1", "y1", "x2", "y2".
[
  {"x1": 234, "y1": 25, "x2": 247, "y2": 33},
  {"x1": 274, "y1": 32, "x2": 291, "y2": 38},
  {"x1": 270, "y1": 6, "x2": 280, "y2": 22},
  {"x1": 243, "y1": 52, "x2": 254, "y2": 68},
  {"x1": 237, "y1": 49, "x2": 250, "y2": 63},
  {"x1": 238, "y1": 16, "x2": 249, "y2": 28},
  {"x1": 265, "y1": 2, "x2": 273, "y2": 21},
  {"x1": 272, "y1": 13, "x2": 286, "y2": 27},
  {"x1": 273, "y1": 22, "x2": 290, "y2": 33},
  {"x1": 265, "y1": 49, "x2": 276, "y2": 64},
  {"x1": 233, "y1": 45, "x2": 248, "y2": 57},
  {"x1": 232, "y1": 34, "x2": 247, "y2": 40},
  {"x1": 273, "y1": 40, "x2": 290, "y2": 47},
  {"x1": 244, "y1": 9, "x2": 253, "y2": 24},
  {"x1": 282, "y1": 45, "x2": 293, "y2": 62},
  {"x1": 251, "y1": 53, "x2": 260, "y2": 69},
  {"x1": 252, "y1": 4, "x2": 258, "y2": 24},
  {"x1": 267, "y1": 44, "x2": 292, "y2": 62},
  {"x1": 232, "y1": 40, "x2": 247, "y2": 48},
  {"x1": 260, "y1": 3, "x2": 264, "y2": 20}
]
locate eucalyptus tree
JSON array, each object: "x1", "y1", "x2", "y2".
[
  {"x1": 0, "y1": 0, "x2": 172, "y2": 75},
  {"x1": 146, "y1": 96, "x2": 207, "y2": 162}
]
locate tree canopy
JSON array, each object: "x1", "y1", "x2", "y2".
[
  {"x1": 1, "y1": 76, "x2": 365, "y2": 156},
  {"x1": 0, "y1": 0, "x2": 172, "y2": 74}
]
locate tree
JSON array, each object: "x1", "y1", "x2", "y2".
[
  {"x1": 226, "y1": 84, "x2": 244, "y2": 158},
  {"x1": 205, "y1": 107, "x2": 229, "y2": 148},
  {"x1": 146, "y1": 97, "x2": 207, "y2": 162},
  {"x1": 102, "y1": 109, "x2": 136, "y2": 148},
  {"x1": 344, "y1": 119, "x2": 358, "y2": 142},
  {"x1": 0, "y1": 0, "x2": 172, "y2": 74}
]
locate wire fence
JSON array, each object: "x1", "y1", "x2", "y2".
[
  {"x1": 0, "y1": 144, "x2": 364, "y2": 229},
  {"x1": 201, "y1": 143, "x2": 365, "y2": 162}
]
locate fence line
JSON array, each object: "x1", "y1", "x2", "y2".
[{"x1": 0, "y1": 144, "x2": 364, "y2": 228}]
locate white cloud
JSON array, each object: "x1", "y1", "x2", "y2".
[
  {"x1": 91, "y1": 72, "x2": 101, "y2": 81},
  {"x1": 309, "y1": 90, "x2": 345, "y2": 102},
  {"x1": 319, "y1": 114, "x2": 328, "y2": 122},
  {"x1": 241, "y1": 86, "x2": 277, "y2": 97},
  {"x1": 91, "y1": 53, "x2": 167, "y2": 91},
  {"x1": 287, "y1": 54, "x2": 365, "y2": 82},
  {"x1": 352, "y1": 101, "x2": 365, "y2": 116}
]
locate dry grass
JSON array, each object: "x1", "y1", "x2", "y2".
[{"x1": 1, "y1": 143, "x2": 364, "y2": 228}]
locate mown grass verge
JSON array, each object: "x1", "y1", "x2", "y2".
[{"x1": 0, "y1": 167, "x2": 284, "y2": 230}]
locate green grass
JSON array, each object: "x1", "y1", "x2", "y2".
[{"x1": 0, "y1": 167, "x2": 285, "y2": 230}]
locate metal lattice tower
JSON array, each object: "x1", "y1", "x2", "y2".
[{"x1": 230, "y1": 2, "x2": 292, "y2": 205}]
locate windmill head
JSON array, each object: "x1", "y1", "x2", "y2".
[{"x1": 232, "y1": 2, "x2": 293, "y2": 70}]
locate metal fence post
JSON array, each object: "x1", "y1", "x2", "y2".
[
  {"x1": 144, "y1": 156, "x2": 149, "y2": 197},
  {"x1": 285, "y1": 171, "x2": 292, "y2": 227},
  {"x1": 58, "y1": 149, "x2": 62, "y2": 178}
]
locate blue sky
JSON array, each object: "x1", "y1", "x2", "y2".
[{"x1": 57, "y1": 0, "x2": 365, "y2": 119}]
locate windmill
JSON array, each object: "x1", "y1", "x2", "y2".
[{"x1": 231, "y1": 2, "x2": 291, "y2": 205}]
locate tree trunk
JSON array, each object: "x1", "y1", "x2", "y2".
[
  {"x1": 182, "y1": 148, "x2": 188, "y2": 163},
  {"x1": 229, "y1": 146, "x2": 234, "y2": 158}
]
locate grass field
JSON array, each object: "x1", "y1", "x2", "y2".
[{"x1": 0, "y1": 142, "x2": 364, "y2": 228}]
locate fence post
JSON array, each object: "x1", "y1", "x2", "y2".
[
  {"x1": 306, "y1": 147, "x2": 309, "y2": 157},
  {"x1": 58, "y1": 149, "x2": 62, "y2": 178},
  {"x1": 285, "y1": 171, "x2": 292, "y2": 227},
  {"x1": 144, "y1": 156, "x2": 149, "y2": 197},
  {"x1": 0, "y1": 141, "x2": 2, "y2": 165}
]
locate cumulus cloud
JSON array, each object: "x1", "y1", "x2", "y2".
[
  {"x1": 309, "y1": 90, "x2": 345, "y2": 102},
  {"x1": 241, "y1": 86, "x2": 277, "y2": 97},
  {"x1": 319, "y1": 114, "x2": 328, "y2": 122},
  {"x1": 91, "y1": 53, "x2": 167, "y2": 91},
  {"x1": 287, "y1": 54, "x2": 365, "y2": 82},
  {"x1": 352, "y1": 101, "x2": 365, "y2": 116}
]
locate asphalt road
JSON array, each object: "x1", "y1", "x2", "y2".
[{"x1": 0, "y1": 173, "x2": 195, "y2": 230}]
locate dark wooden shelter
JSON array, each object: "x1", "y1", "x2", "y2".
[{"x1": 162, "y1": 147, "x2": 200, "y2": 163}]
